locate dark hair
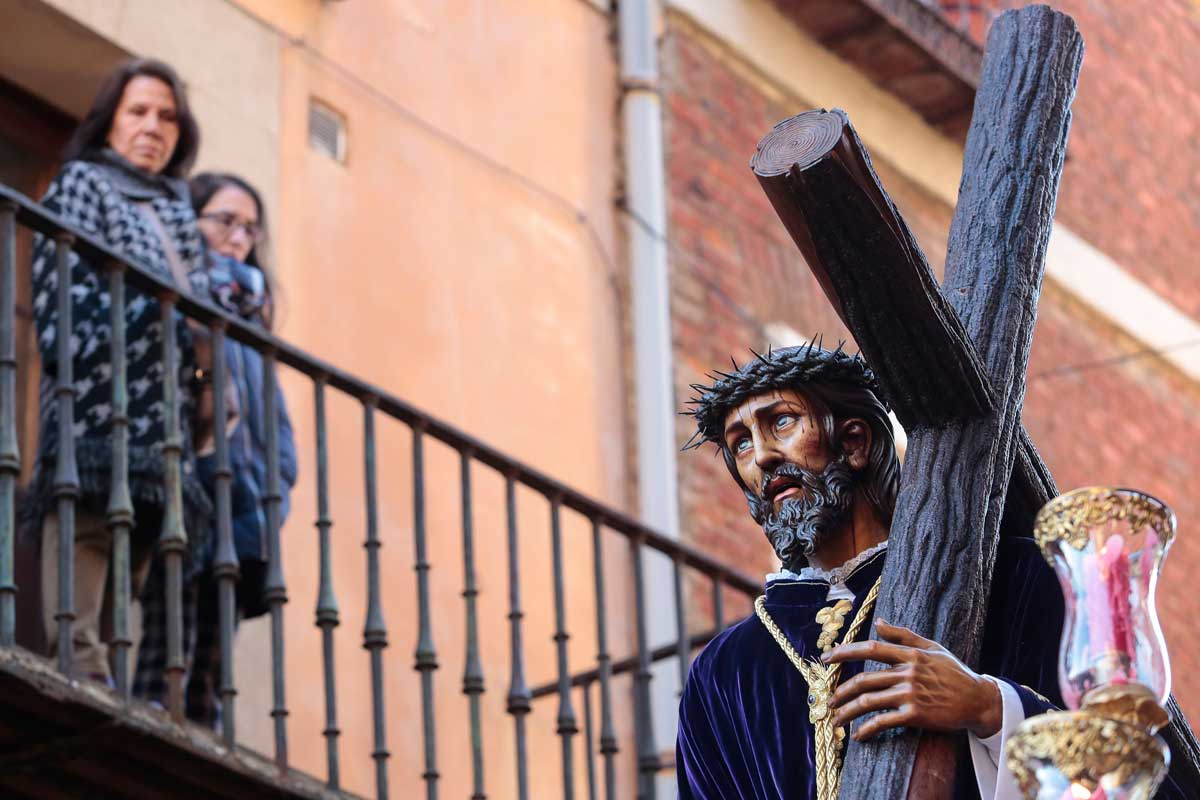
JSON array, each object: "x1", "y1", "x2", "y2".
[
  {"x1": 189, "y1": 171, "x2": 279, "y2": 330},
  {"x1": 719, "y1": 381, "x2": 900, "y2": 525},
  {"x1": 63, "y1": 58, "x2": 200, "y2": 178}
]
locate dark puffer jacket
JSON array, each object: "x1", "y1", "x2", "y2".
[{"x1": 196, "y1": 252, "x2": 297, "y2": 618}]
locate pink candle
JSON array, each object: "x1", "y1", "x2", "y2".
[{"x1": 1101, "y1": 534, "x2": 1135, "y2": 680}]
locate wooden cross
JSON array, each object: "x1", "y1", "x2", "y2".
[{"x1": 748, "y1": 6, "x2": 1192, "y2": 797}]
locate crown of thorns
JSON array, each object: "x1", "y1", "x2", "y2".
[{"x1": 683, "y1": 339, "x2": 883, "y2": 450}]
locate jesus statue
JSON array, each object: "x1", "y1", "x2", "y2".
[{"x1": 675, "y1": 344, "x2": 1191, "y2": 799}]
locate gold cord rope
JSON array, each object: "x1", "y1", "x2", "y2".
[{"x1": 754, "y1": 577, "x2": 882, "y2": 800}]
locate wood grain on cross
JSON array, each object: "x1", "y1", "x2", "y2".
[
  {"x1": 748, "y1": 7, "x2": 1099, "y2": 797},
  {"x1": 753, "y1": 6, "x2": 1200, "y2": 796}
]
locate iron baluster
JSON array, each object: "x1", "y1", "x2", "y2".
[
  {"x1": 314, "y1": 376, "x2": 341, "y2": 789},
  {"x1": 262, "y1": 349, "x2": 289, "y2": 768},
  {"x1": 362, "y1": 398, "x2": 390, "y2": 799},
  {"x1": 0, "y1": 201, "x2": 18, "y2": 646},
  {"x1": 105, "y1": 264, "x2": 134, "y2": 699},
  {"x1": 582, "y1": 679, "x2": 597, "y2": 800},
  {"x1": 504, "y1": 472, "x2": 531, "y2": 800},
  {"x1": 209, "y1": 321, "x2": 238, "y2": 744},
  {"x1": 412, "y1": 424, "x2": 439, "y2": 799},
  {"x1": 157, "y1": 294, "x2": 187, "y2": 720},
  {"x1": 631, "y1": 536, "x2": 658, "y2": 800},
  {"x1": 52, "y1": 234, "x2": 80, "y2": 674},
  {"x1": 673, "y1": 552, "x2": 690, "y2": 688},
  {"x1": 589, "y1": 518, "x2": 618, "y2": 800},
  {"x1": 711, "y1": 574, "x2": 725, "y2": 635},
  {"x1": 528, "y1": 623, "x2": 730, "y2": 699},
  {"x1": 550, "y1": 495, "x2": 578, "y2": 800},
  {"x1": 459, "y1": 451, "x2": 486, "y2": 800}
]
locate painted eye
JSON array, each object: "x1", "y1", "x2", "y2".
[
  {"x1": 774, "y1": 414, "x2": 795, "y2": 431},
  {"x1": 733, "y1": 436, "x2": 752, "y2": 455}
]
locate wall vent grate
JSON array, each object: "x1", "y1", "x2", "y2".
[{"x1": 308, "y1": 99, "x2": 346, "y2": 162}]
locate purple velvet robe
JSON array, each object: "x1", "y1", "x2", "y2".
[{"x1": 677, "y1": 538, "x2": 1192, "y2": 799}]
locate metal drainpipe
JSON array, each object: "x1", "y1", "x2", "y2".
[
  {"x1": 618, "y1": 2, "x2": 679, "y2": 797},
  {"x1": 619, "y1": 0, "x2": 679, "y2": 539}
]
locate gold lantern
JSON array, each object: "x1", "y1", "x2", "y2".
[{"x1": 1005, "y1": 487, "x2": 1176, "y2": 799}]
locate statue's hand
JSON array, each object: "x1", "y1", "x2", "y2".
[{"x1": 821, "y1": 620, "x2": 1002, "y2": 742}]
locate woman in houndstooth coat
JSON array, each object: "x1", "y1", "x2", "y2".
[{"x1": 25, "y1": 58, "x2": 214, "y2": 689}]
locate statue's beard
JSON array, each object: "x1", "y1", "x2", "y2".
[{"x1": 749, "y1": 458, "x2": 857, "y2": 571}]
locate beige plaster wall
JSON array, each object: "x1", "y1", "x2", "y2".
[
  {"x1": 21, "y1": 0, "x2": 633, "y2": 795},
  {"x1": 229, "y1": 1, "x2": 632, "y2": 797},
  {"x1": 39, "y1": 0, "x2": 281, "y2": 223}
]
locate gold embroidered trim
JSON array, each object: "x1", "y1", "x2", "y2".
[
  {"x1": 755, "y1": 577, "x2": 882, "y2": 800},
  {"x1": 815, "y1": 599, "x2": 854, "y2": 652},
  {"x1": 1032, "y1": 486, "x2": 1174, "y2": 556},
  {"x1": 1005, "y1": 711, "x2": 1168, "y2": 795}
]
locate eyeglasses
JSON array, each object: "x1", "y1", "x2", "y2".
[{"x1": 199, "y1": 211, "x2": 264, "y2": 243}]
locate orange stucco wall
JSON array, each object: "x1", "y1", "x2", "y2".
[{"x1": 224, "y1": 2, "x2": 636, "y2": 796}]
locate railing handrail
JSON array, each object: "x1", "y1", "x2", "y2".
[
  {"x1": 528, "y1": 627, "x2": 721, "y2": 700},
  {"x1": 0, "y1": 181, "x2": 760, "y2": 596}
]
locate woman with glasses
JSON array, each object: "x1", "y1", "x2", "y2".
[
  {"x1": 181, "y1": 172, "x2": 297, "y2": 727},
  {"x1": 24, "y1": 59, "x2": 214, "y2": 688}
]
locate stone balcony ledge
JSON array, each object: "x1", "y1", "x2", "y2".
[{"x1": 0, "y1": 647, "x2": 361, "y2": 800}]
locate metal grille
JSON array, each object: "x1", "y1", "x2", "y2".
[{"x1": 308, "y1": 99, "x2": 346, "y2": 162}]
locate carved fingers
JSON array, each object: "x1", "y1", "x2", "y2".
[
  {"x1": 831, "y1": 682, "x2": 913, "y2": 738},
  {"x1": 873, "y1": 619, "x2": 938, "y2": 650},
  {"x1": 821, "y1": 617, "x2": 944, "y2": 667},
  {"x1": 830, "y1": 666, "x2": 907, "y2": 707},
  {"x1": 848, "y1": 708, "x2": 913, "y2": 742},
  {"x1": 822, "y1": 619, "x2": 1000, "y2": 740},
  {"x1": 820, "y1": 637, "x2": 911, "y2": 666}
]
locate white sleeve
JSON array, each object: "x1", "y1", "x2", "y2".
[{"x1": 967, "y1": 676, "x2": 1026, "y2": 800}]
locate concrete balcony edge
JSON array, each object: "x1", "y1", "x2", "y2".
[{"x1": 0, "y1": 646, "x2": 361, "y2": 799}]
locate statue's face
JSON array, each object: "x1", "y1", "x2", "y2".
[
  {"x1": 723, "y1": 389, "x2": 870, "y2": 568},
  {"x1": 723, "y1": 390, "x2": 832, "y2": 511}
]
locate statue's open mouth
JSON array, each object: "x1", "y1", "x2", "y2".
[{"x1": 765, "y1": 475, "x2": 805, "y2": 508}]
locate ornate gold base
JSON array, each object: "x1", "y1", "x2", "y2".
[
  {"x1": 1081, "y1": 683, "x2": 1171, "y2": 734},
  {"x1": 1005, "y1": 711, "x2": 1169, "y2": 800}
]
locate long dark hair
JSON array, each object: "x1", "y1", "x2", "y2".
[
  {"x1": 798, "y1": 382, "x2": 900, "y2": 521},
  {"x1": 189, "y1": 171, "x2": 278, "y2": 330},
  {"x1": 63, "y1": 58, "x2": 200, "y2": 178}
]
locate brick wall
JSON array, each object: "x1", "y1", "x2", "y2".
[
  {"x1": 1024, "y1": 290, "x2": 1200, "y2": 710},
  {"x1": 665, "y1": 21, "x2": 845, "y2": 589},
  {"x1": 662, "y1": 13, "x2": 1200, "y2": 721},
  {"x1": 1007, "y1": 0, "x2": 1200, "y2": 317}
]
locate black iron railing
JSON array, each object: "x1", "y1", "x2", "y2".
[{"x1": 0, "y1": 184, "x2": 760, "y2": 800}]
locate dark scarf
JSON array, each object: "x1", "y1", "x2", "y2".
[{"x1": 87, "y1": 147, "x2": 190, "y2": 204}]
